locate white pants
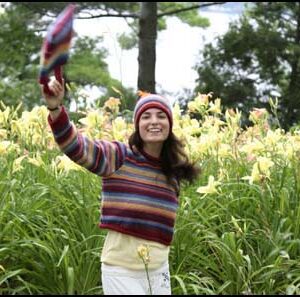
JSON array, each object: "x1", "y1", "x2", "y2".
[{"x1": 101, "y1": 262, "x2": 171, "y2": 295}]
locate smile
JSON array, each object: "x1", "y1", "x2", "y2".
[{"x1": 148, "y1": 128, "x2": 162, "y2": 133}]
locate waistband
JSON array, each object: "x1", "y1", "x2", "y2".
[{"x1": 101, "y1": 261, "x2": 169, "y2": 278}]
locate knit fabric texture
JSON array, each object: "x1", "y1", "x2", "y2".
[
  {"x1": 133, "y1": 94, "x2": 173, "y2": 130},
  {"x1": 39, "y1": 4, "x2": 75, "y2": 85},
  {"x1": 48, "y1": 106, "x2": 179, "y2": 246}
]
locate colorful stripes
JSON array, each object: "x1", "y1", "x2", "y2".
[
  {"x1": 48, "y1": 106, "x2": 179, "y2": 246},
  {"x1": 39, "y1": 4, "x2": 75, "y2": 85}
]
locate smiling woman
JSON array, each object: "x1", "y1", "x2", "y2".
[
  {"x1": 138, "y1": 108, "x2": 170, "y2": 151},
  {"x1": 133, "y1": 94, "x2": 172, "y2": 157},
  {"x1": 42, "y1": 78, "x2": 200, "y2": 295}
]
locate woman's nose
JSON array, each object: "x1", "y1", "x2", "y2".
[{"x1": 150, "y1": 116, "x2": 159, "y2": 124}]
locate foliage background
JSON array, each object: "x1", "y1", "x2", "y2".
[{"x1": 1, "y1": 94, "x2": 300, "y2": 294}]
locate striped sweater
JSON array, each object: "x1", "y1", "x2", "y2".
[{"x1": 48, "y1": 106, "x2": 179, "y2": 246}]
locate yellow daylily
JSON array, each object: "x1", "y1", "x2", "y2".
[
  {"x1": 0, "y1": 106, "x2": 10, "y2": 126},
  {"x1": 54, "y1": 155, "x2": 85, "y2": 173},
  {"x1": 196, "y1": 175, "x2": 221, "y2": 195},
  {"x1": 225, "y1": 108, "x2": 242, "y2": 131},
  {"x1": 264, "y1": 129, "x2": 283, "y2": 147},
  {"x1": 240, "y1": 139, "x2": 265, "y2": 156},
  {"x1": 187, "y1": 92, "x2": 211, "y2": 114},
  {"x1": 249, "y1": 108, "x2": 268, "y2": 124},
  {"x1": 112, "y1": 117, "x2": 130, "y2": 141},
  {"x1": 208, "y1": 98, "x2": 222, "y2": 114},
  {"x1": 0, "y1": 141, "x2": 20, "y2": 155},
  {"x1": 137, "y1": 244, "x2": 150, "y2": 264},
  {"x1": 0, "y1": 129, "x2": 7, "y2": 140},
  {"x1": 104, "y1": 97, "x2": 121, "y2": 114},
  {"x1": 27, "y1": 154, "x2": 45, "y2": 167},
  {"x1": 242, "y1": 156, "x2": 274, "y2": 184},
  {"x1": 0, "y1": 141, "x2": 11, "y2": 155},
  {"x1": 12, "y1": 155, "x2": 27, "y2": 173}
]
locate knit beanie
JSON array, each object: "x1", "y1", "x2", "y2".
[{"x1": 133, "y1": 93, "x2": 173, "y2": 130}]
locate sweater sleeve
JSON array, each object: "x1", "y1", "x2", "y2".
[{"x1": 48, "y1": 106, "x2": 127, "y2": 176}]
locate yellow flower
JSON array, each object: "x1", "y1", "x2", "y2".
[
  {"x1": 0, "y1": 141, "x2": 11, "y2": 154},
  {"x1": 137, "y1": 244, "x2": 152, "y2": 294},
  {"x1": 112, "y1": 117, "x2": 129, "y2": 141},
  {"x1": 256, "y1": 156, "x2": 274, "y2": 173},
  {"x1": 265, "y1": 129, "x2": 283, "y2": 147},
  {"x1": 27, "y1": 154, "x2": 45, "y2": 167},
  {"x1": 12, "y1": 155, "x2": 27, "y2": 173},
  {"x1": 240, "y1": 139, "x2": 265, "y2": 156},
  {"x1": 196, "y1": 92, "x2": 211, "y2": 105},
  {"x1": 104, "y1": 97, "x2": 121, "y2": 114},
  {"x1": 196, "y1": 175, "x2": 221, "y2": 195},
  {"x1": 79, "y1": 110, "x2": 106, "y2": 133},
  {"x1": 249, "y1": 108, "x2": 268, "y2": 124},
  {"x1": 242, "y1": 156, "x2": 274, "y2": 184},
  {"x1": 187, "y1": 92, "x2": 212, "y2": 113},
  {"x1": 0, "y1": 106, "x2": 10, "y2": 126},
  {"x1": 54, "y1": 155, "x2": 85, "y2": 173},
  {"x1": 225, "y1": 108, "x2": 241, "y2": 130},
  {"x1": 208, "y1": 98, "x2": 221, "y2": 114},
  {"x1": 0, "y1": 129, "x2": 7, "y2": 140},
  {"x1": 137, "y1": 244, "x2": 150, "y2": 264},
  {"x1": 217, "y1": 143, "x2": 233, "y2": 158},
  {"x1": 0, "y1": 141, "x2": 20, "y2": 155}
]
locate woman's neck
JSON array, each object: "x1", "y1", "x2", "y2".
[{"x1": 142, "y1": 142, "x2": 163, "y2": 158}]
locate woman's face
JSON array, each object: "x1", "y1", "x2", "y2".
[{"x1": 138, "y1": 108, "x2": 170, "y2": 145}]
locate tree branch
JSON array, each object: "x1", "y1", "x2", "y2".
[
  {"x1": 77, "y1": 12, "x2": 139, "y2": 19},
  {"x1": 44, "y1": 3, "x2": 227, "y2": 20},
  {"x1": 157, "y1": 2, "x2": 227, "y2": 18}
]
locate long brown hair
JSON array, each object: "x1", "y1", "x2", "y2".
[{"x1": 128, "y1": 130, "x2": 200, "y2": 185}]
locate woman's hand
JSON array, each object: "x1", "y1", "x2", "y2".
[{"x1": 41, "y1": 77, "x2": 65, "y2": 109}]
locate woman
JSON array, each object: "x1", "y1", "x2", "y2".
[{"x1": 43, "y1": 78, "x2": 200, "y2": 295}]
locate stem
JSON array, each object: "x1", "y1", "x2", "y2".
[{"x1": 144, "y1": 262, "x2": 152, "y2": 295}]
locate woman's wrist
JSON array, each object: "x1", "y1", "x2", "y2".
[
  {"x1": 47, "y1": 105, "x2": 61, "y2": 111},
  {"x1": 48, "y1": 105, "x2": 62, "y2": 121}
]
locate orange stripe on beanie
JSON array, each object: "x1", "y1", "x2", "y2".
[{"x1": 133, "y1": 93, "x2": 173, "y2": 130}]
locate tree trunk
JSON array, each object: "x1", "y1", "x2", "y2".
[{"x1": 138, "y1": 2, "x2": 157, "y2": 93}]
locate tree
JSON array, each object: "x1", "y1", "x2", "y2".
[
  {"x1": 194, "y1": 2, "x2": 300, "y2": 129},
  {"x1": 0, "y1": 3, "x2": 136, "y2": 110},
  {"x1": 19, "y1": 2, "x2": 226, "y2": 93},
  {"x1": 0, "y1": 4, "x2": 42, "y2": 108}
]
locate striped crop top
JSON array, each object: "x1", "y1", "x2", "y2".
[{"x1": 48, "y1": 106, "x2": 179, "y2": 245}]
